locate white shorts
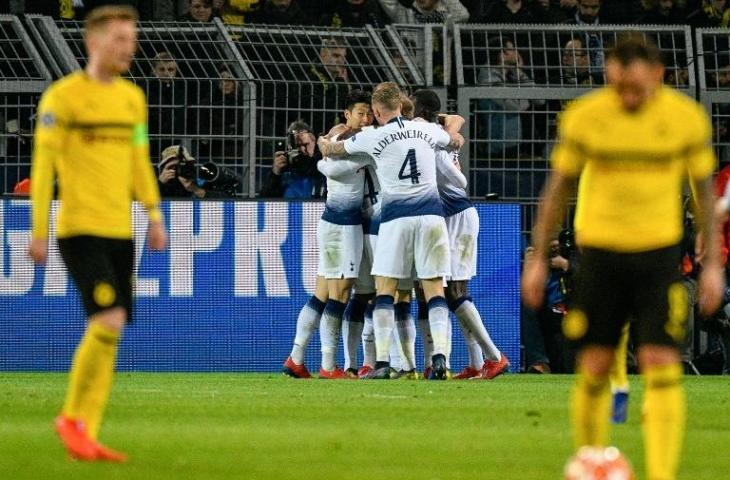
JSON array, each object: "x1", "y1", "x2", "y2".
[
  {"x1": 317, "y1": 219, "x2": 364, "y2": 279},
  {"x1": 445, "y1": 207, "x2": 479, "y2": 281},
  {"x1": 353, "y1": 233, "x2": 377, "y2": 295},
  {"x1": 372, "y1": 215, "x2": 451, "y2": 280}
]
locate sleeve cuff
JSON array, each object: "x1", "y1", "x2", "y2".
[{"x1": 147, "y1": 207, "x2": 163, "y2": 223}]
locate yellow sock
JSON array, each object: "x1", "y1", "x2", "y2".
[
  {"x1": 62, "y1": 321, "x2": 120, "y2": 440},
  {"x1": 610, "y1": 323, "x2": 630, "y2": 392},
  {"x1": 642, "y1": 363, "x2": 685, "y2": 480},
  {"x1": 571, "y1": 367, "x2": 611, "y2": 448}
]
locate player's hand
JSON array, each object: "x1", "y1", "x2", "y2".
[
  {"x1": 521, "y1": 255, "x2": 548, "y2": 310},
  {"x1": 317, "y1": 136, "x2": 330, "y2": 155},
  {"x1": 326, "y1": 123, "x2": 349, "y2": 139},
  {"x1": 273, "y1": 152, "x2": 288, "y2": 175},
  {"x1": 549, "y1": 255, "x2": 569, "y2": 272},
  {"x1": 28, "y1": 238, "x2": 48, "y2": 264},
  {"x1": 698, "y1": 262, "x2": 725, "y2": 316},
  {"x1": 147, "y1": 220, "x2": 167, "y2": 251},
  {"x1": 158, "y1": 167, "x2": 176, "y2": 184},
  {"x1": 178, "y1": 176, "x2": 196, "y2": 192},
  {"x1": 449, "y1": 133, "x2": 465, "y2": 150}
]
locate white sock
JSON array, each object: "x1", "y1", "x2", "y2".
[
  {"x1": 389, "y1": 330, "x2": 404, "y2": 371},
  {"x1": 373, "y1": 295, "x2": 395, "y2": 363},
  {"x1": 418, "y1": 309, "x2": 433, "y2": 369},
  {"x1": 362, "y1": 305, "x2": 376, "y2": 368},
  {"x1": 395, "y1": 302, "x2": 417, "y2": 371},
  {"x1": 342, "y1": 298, "x2": 367, "y2": 370},
  {"x1": 446, "y1": 316, "x2": 453, "y2": 369},
  {"x1": 428, "y1": 296, "x2": 450, "y2": 357},
  {"x1": 455, "y1": 298, "x2": 500, "y2": 362},
  {"x1": 291, "y1": 296, "x2": 326, "y2": 364},
  {"x1": 320, "y1": 299, "x2": 346, "y2": 371},
  {"x1": 457, "y1": 313, "x2": 484, "y2": 369}
]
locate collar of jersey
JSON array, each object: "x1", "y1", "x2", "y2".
[{"x1": 386, "y1": 116, "x2": 406, "y2": 125}]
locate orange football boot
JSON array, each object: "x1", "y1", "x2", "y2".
[{"x1": 282, "y1": 356, "x2": 312, "y2": 378}]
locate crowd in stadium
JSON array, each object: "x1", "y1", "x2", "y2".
[{"x1": 5, "y1": 0, "x2": 730, "y2": 28}]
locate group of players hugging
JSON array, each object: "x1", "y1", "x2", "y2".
[{"x1": 280, "y1": 81, "x2": 510, "y2": 380}]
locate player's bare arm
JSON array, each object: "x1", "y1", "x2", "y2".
[
  {"x1": 447, "y1": 132, "x2": 465, "y2": 151},
  {"x1": 317, "y1": 136, "x2": 348, "y2": 159},
  {"x1": 439, "y1": 114, "x2": 465, "y2": 135},
  {"x1": 521, "y1": 172, "x2": 575, "y2": 310},
  {"x1": 691, "y1": 175, "x2": 725, "y2": 315}
]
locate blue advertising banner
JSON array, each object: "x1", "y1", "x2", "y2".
[{"x1": 0, "y1": 199, "x2": 520, "y2": 373}]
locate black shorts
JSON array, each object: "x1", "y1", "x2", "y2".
[
  {"x1": 564, "y1": 244, "x2": 687, "y2": 349},
  {"x1": 58, "y1": 235, "x2": 134, "y2": 321}
]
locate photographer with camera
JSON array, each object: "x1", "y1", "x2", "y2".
[
  {"x1": 521, "y1": 228, "x2": 577, "y2": 373},
  {"x1": 259, "y1": 120, "x2": 325, "y2": 199},
  {"x1": 157, "y1": 145, "x2": 240, "y2": 199}
]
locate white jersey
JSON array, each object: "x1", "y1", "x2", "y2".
[
  {"x1": 362, "y1": 164, "x2": 381, "y2": 235},
  {"x1": 344, "y1": 117, "x2": 451, "y2": 223},
  {"x1": 317, "y1": 132, "x2": 373, "y2": 225},
  {"x1": 435, "y1": 149, "x2": 473, "y2": 217}
]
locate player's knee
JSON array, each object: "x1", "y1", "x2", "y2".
[
  {"x1": 637, "y1": 345, "x2": 681, "y2": 370},
  {"x1": 576, "y1": 346, "x2": 614, "y2": 377},
  {"x1": 91, "y1": 306, "x2": 126, "y2": 332}
]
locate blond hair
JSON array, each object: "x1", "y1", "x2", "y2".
[
  {"x1": 85, "y1": 5, "x2": 138, "y2": 34},
  {"x1": 400, "y1": 93, "x2": 414, "y2": 119},
  {"x1": 372, "y1": 82, "x2": 402, "y2": 112}
]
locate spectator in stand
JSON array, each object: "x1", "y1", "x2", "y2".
[
  {"x1": 322, "y1": 0, "x2": 391, "y2": 27},
  {"x1": 302, "y1": 39, "x2": 352, "y2": 134},
  {"x1": 147, "y1": 52, "x2": 186, "y2": 162},
  {"x1": 477, "y1": 36, "x2": 542, "y2": 158},
  {"x1": 195, "y1": 64, "x2": 246, "y2": 162},
  {"x1": 637, "y1": 0, "x2": 687, "y2": 23},
  {"x1": 687, "y1": 0, "x2": 730, "y2": 27},
  {"x1": 251, "y1": 0, "x2": 310, "y2": 24},
  {"x1": 214, "y1": 0, "x2": 260, "y2": 24},
  {"x1": 470, "y1": 0, "x2": 535, "y2": 23},
  {"x1": 561, "y1": 38, "x2": 592, "y2": 85},
  {"x1": 179, "y1": 0, "x2": 216, "y2": 21},
  {"x1": 529, "y1": 0, "x2": 570, "y2": 22},
  {"x1": 259, "y1": 120, "x2": 325, "y2": 199},
  {"x1": 564, "y1": 0, "x2": 606, "y2": 84},
  {"x1": 379, "y1": 0, "x2": 470, "y2": 25}
]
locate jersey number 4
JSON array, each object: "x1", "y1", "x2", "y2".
[{"x1": 398, "y1": 148, "x2": 421, "y2": 184}]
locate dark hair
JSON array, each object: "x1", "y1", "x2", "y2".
[
  {"x1": 410, "y1": 89, "x2": 441, "y2": 123},
  {"x1": 343, "y1": 89, "x2": 371, "y2": 111},
  {"x1": 487, "y1": 35, "x2": 512, "y2": 65},
  {"x1": 607, "y1": 34, "x2": 664, "y2": 66}
]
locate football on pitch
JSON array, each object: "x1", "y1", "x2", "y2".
[{"x1": 564, "y1": 446, "x2": 635, "y2": 480}]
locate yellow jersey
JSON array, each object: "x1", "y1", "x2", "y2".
[
  {"x1": 31, "y1": 71, "x2": 161, "y2": 240},
  {"x1": 551, "y1": 86, "x2": 715, "y2": 253}
]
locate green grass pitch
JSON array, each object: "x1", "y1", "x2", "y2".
[{"x1": 1, "y1": 373, "x2": 728, "y2": 479}]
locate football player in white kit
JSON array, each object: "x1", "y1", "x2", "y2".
[
  {"x1": 282, "y1": 92, "x2": 373, "y2": 379},
  {"x1": 411, "y1": 89, "x2": 510, "y2": 380},
  {"x1": 314, "y1": 90, "x2": 374, "y2": 378},
  {"x1": 318, "y1": 82, "x2": 464, "y2": 380}
]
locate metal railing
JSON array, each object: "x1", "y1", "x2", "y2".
[
  {"x1": 696, "y1": 28, "x2": 730, "y2": 165},
  {"x1": 224, "y1": 23, "x2": 418, "y2": 192},
  {"x1": 47, "y1": 18, "x2": 258, "y2": 196},
  {"x1": 0, "y1": 15, "x2": 53, "y2": 195},
  {"x1": 3, "y1": 18, "x2": 726, "y2": 208}
]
